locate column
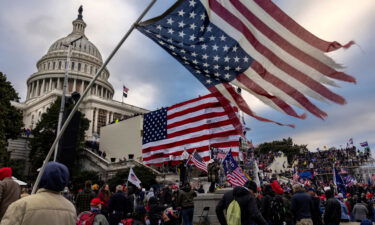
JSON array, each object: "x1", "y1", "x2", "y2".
[
  {"x1": 94, "y1": 108, "x2": 99, "y2": 133},
  {"x1": 35, "y1": 80, "x2": 40, "y2": 96},
  {"x1": 80, "y1": 81, "x2": 84, "y2": 93},
  {"x1": 41, "y1": 79, "x2": 45, "y2": 94},
  {"x1": 105, "y1": 111, "x2": 109, "y2": 125},
  {"x1": 57, "y1": 77, "x2": 61, "y2": 90},
  {"x1": 73, "y1": 79, "x2": 77, "y2": 92},
  {"x1": 49, "y1": 78, "x2": 52, "y2": 91},
  {"x1": 110, "y1": 112, "x2": 113, "y2": 123},
  {"x1": 31, "y1": 82, "x2": 35, "y2": 97}
]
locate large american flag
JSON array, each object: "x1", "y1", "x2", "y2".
[
  {"x1": 222, "y1": 150, "x2": 248, "y2": 186},
  {"x1": 137, "y1": 0, "x2": 355, "y2": 125},
  {"x1": 142, "y1": 94, "x2": 241, "y2": 166}
]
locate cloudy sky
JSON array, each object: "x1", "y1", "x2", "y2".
[{"x1": 1, "y1": 0, "x2": 374, "y2": 151}]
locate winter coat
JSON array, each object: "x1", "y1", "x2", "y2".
[
  {"x1": 323, "y1": 197, "x2": 341, "y2": 224},
  {"x1": 76, "y1": 189, "x2": 96, "y2": 214},
  {"x1": 0, "y1": 173, "x2": 21, "y2": 219},
  {"x1": 310, "y1": 196, "x2": 322, "y2": 225},
  {"x1": 177, "y1": 187, "x2": 196, "y2": 208},
  {"x1": 352, "y1": 203, "x2": 368, "y2": 221},
  {"x1": 0, "y1": 188, "x2": 76, "y2": 225},
  {"x1": 215, "y1": 187, "x2": 267, "y2": 225},
  {"x1": 291, "y1": 192, "x2": 312, "y2": 221}
]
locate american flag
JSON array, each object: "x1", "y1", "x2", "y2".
[
  {"x1": 190, "y1": 150, "x2": 208, "y2": 172},
  {"x1": 222, "y1": 150, "x2": 248, "y2": 186},
  {"x1": 142, "y1": 94, "x2": 241, "y2": 166},
  {"x1": 123, "y1": 85, "x2": 129, "y2": 98},
  {"x1": 137, "y1": 0, "x2": 355, "y2": 126}
]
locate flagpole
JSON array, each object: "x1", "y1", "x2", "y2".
[{"x1": 31, "y1": 0, "x2": 158, "y2": 194}]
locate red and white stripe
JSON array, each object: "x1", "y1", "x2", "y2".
[
  {"x1": 191, "y1": 151, "x2": 208, "y2": 173},
  {"x1": 142, "y1": 94, "x2": 241, "y2": 166},
  {"x1": 227, "y1": 168, "x2": 248, "y2": 186},
  {"x1": 201, "y1": 0, "x2": 355, "y2": 123}
]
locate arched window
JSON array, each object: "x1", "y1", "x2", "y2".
[
  {"x1": 53, "y1": 62, "x2": 56, "y2": 70},
  {"x1": 78, "y1": 63, "x2": 81, "y2": 71},
  {"x1": 58, "y1": 61, "x2": 62, "y2": 70},
  {"x1": 48, "y1": 62, "x2": 51, "y2": 70},
  {"x1": 71, "y1": 62, "x2": 75, "y2": 70},
  {"x1": 90, "y1": 66, "x2": 93, "y2": 74},
  {"x1": 84, "y1": 64, "x2": 87, "y2": 73}
]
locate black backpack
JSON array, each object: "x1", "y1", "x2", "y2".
[{"x1": 269, "y1": 195, "x2": 287, "y2": 223}]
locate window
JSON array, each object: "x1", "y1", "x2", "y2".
[
  {"x1": 71, "y1": 62, "x2": 75, "y2": 71},
  {"x1": 48, "y1": 62, "x2": 51, "y2": 70},
  {"x1": 78, "y1": 63, "x2": 81, "y2": 71},
  {"x1": 53, "y1": 62, "x2": 56, "y2": 70},
  {"x1": 90, "y1": 66, "x2": 93, "y2": 74},
  {"x1": 58, "y1": 61, "x2": 62, "y2": 70},
  {"x1": 97, "y1": 109, "x2": 107, "y2": 134},
  {"x1": 84, "y1": 64, "x2": 87, "y2": 73}
]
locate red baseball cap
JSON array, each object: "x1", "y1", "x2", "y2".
[{"x1": 90, "y1": 198, "x2": 104, "y2": 206}]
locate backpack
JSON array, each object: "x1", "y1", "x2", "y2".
[
  {"x1": 76, "y1": 211, "x2": 96, "y2": 225},
  {"x1": 226, "y1": 199, "x2": 241, "y2": 225},
  {"x1": 269, "y1": 195, "x2": 287, "y2": 223}
]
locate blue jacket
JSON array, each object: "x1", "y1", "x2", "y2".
[{"x1": 337, "y1": 199, "x2": 350, "y2": 220}]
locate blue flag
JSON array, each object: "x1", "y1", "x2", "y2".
[{"x1": 333, "y1": 167, "x2": 346, "y2": 195}]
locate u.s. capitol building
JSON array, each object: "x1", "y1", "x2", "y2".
[{"x1": 12, "y1": 8, "x2": 148, "y2": 139}]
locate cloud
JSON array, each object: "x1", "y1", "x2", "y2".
[{"x1": 0, "y1": 0, "x2": 374, "y2": 151}]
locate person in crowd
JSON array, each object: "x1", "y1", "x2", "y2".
[
  {"x1": 323, "y1": 189, "x2": 341, "y2": 225},
  {"x1": 76, "y1": 180, "x2": 96, "y2": 214},
  {"x1": 336, "y1": 193, "x2": 350, "y2": 222},
  {"x1": 260, "y1": 184, "x2": 275, "y2": 223},
  {"x1": 0, "y1": 162, "x2": 76, "y2": 225},
  {"x1": 77, "y1": 198, "x2": 109, "y2": 225},
  {"x1": 62, "y1": 186, "x2": 75, "y2": 203},
  {"x1": 108, "y1": 185, "x2": 131, "y2": 225},
  {"x1": 216, "y1": 181, "x2": 267, "y2": 225},
  {"x1": 307, "y1": 188, "x2": 322, "y2": 225},
  {"x1": 92, "y1": 184, "x2": 100, "y2": 196},
  {"x1": 160, "y1": 185, "x2": 172, "y2": 206},
  {"x1": 352, "y1": 200, "x2": 369, "y2": 222},
  {"x1": 197, "y1": 185, "x2": 205, "y2": 194},
  {"x1": 177, "y1": 183, "x2": 197, "y2": 225},
  {"x1": 127, "y1": 185, "x2": 137, "y2": 213},
  {"x1": 291, "y1": 184, "x2": 313, "y2": 225},
  {"x1": 98, "y1": 184, "x2": 111, "y2": 217},
  {"x1": 146, "y1": 196, "x2": 166, "y2": 225},
  {"x1": 145, "y1": 187, "x2": 155, "y2": 203},
  {"x1": 0, "y1": 167, "x2": 20, "y2": 220}
]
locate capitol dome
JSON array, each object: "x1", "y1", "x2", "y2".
[{"x1": 26, "y1": 7, "x2": 114, "y2": 101}]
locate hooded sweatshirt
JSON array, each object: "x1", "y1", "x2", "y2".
[{"x1": 0, "y1": 167, "x2": 21, "y2": 220}]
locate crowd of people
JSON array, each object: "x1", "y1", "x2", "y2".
[
  {"x1": 1, "y1": 162, "x2": 375, "y2": 225},
  {"x1": 293, "y1": 147, "x2": 371, "y2": 175}
]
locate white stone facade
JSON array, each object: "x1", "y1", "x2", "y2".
[{"x1": 13, "y1": 10, "x2": 148, "y2": 139}]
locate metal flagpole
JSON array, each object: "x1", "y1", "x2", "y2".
[
  {"x1": 54, "y1": 36, "x2": 83, "y2": 162},
  {"x1": 32, "y1": 0, "x2": 158, "y2": 194}
]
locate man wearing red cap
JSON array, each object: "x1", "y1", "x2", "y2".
[
  {"x1": 77, "y1": 198, "x2": 109, "y2": 225},
  {"x1": 0, "y1": 167, "x2": 20, "y2": 220}
]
